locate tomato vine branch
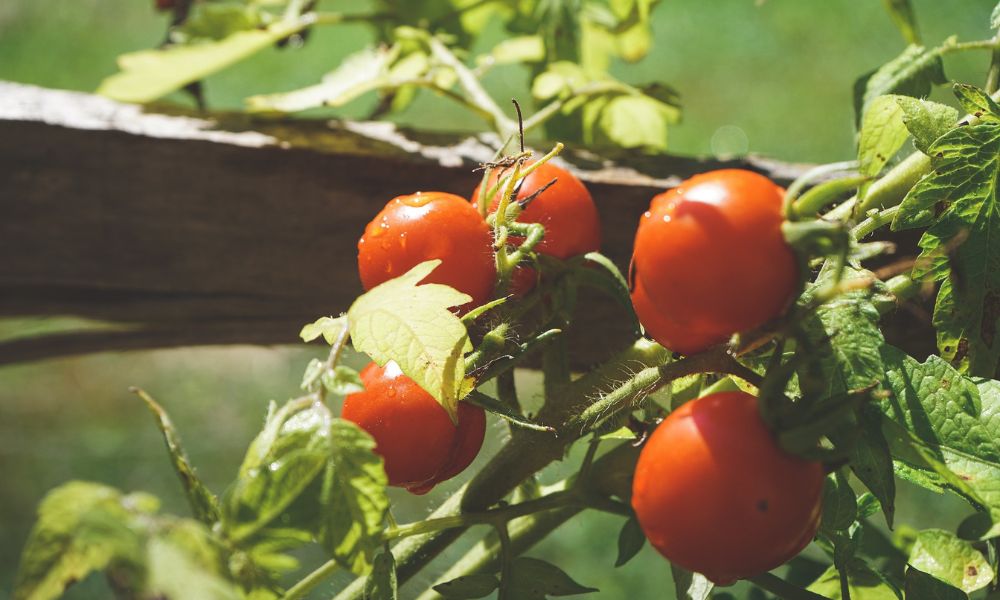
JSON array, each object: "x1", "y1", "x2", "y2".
[{"x1": 569, "y1": 347, "x2": 762, "y2": 434}]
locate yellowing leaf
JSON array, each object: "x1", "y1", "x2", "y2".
[{"x1": 348, "y1": 260, "x2": 473, "y2": 421}]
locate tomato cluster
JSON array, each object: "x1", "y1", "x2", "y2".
[
  {"x1": 351, "y1": 167, "x2": 599, "y2": 493},
  {"x1": 471, "y1": 162, "x2": 601, "y2": 294},
  {"x1": 351, "y1": 161, "x2": 819, "y2": 581},
  {"x1": 627, "y1": 170, "x2": 821, "y2": 582}
]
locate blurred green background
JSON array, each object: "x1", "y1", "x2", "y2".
[{"x1": 0, "y1": 0, "x2": 996, "y2": 598}]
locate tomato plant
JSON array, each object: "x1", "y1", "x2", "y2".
[
  {"x1": 357, "y1": 191, "x2": 496, "y2": 309},
  {"x1": 16, "y1": 2, "x2": 1000, "y2": 600},
  {"x1": 631, "y1": 391, "x2": 824, "y2": 585},
  {"x1": 631, "y1": 169, "x2": 799, "y2": 355}
]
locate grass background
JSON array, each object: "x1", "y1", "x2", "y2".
[{"x1": 0, "y1": 0, "x2": 996, "y2": 598}]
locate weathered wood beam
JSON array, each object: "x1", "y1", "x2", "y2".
[{"x1": 0, "y1": 81, "x2": 816, "y2": 366}]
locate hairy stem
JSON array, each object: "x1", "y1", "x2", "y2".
[
  {"x1": 988, "y1": 31, "x2": 1000, "y2": 94},
  {"x1": 384, "y1": 490, "x2": 577, "y2": 541},
  {"x1": 417, "y1": 442, "x2": 641, "y2": 600},
  {"x1": 568, "y1": 347, "x2": 761, "y2": 435}
]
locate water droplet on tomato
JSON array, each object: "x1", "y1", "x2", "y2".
[
  {"x1": 399, "y1": 232, "x2": 408, "y2": 249},
  {"x1": 400, "y1": 192, "x2": 432, "y2": 207}
]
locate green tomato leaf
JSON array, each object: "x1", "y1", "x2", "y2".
[
  {"x1": 301, "y1": 358, "x2": 325, "y2": 390},
  {"x1": 600, "y1": 426, "x2": 636, "y2": 440},
  {"x1": 134, "y1": 388, "x2": 220, "y2": 525},
  {"x1": 797, "y1": 266, "x2": 888, "y2": 398},
  {"x1": 348, "y1": 260, "x2": 474, "y2": 421},
  {"x1": 849, "y1": 406, "x2": 897, "y2": 528},
  {"x1": 614, "y1": 516, "x2": 645, "y2": 568},
  {"x1": 174, "y1": 3, "x2": 263, "y2": 42},
  {"x1": 433, "y1": 573, "x2": 500, "y2": 598},
  {"x1": 857, "y1": 493, "x2": 882, "y2": 519},
  {"x1": 904, "y1": 567, "x2": 967, "y2": 600},
  {"x1": 858, "y1": 95, "x2": 909, "y2": 204},
  {"x1": 880, "y1": 347, "x2": 1000, "y2": 536},
  {"x1": 364, "y1": 550, "x2": 398, "y2": 600},
  {"x1": 795, "y1": 266, "x2": 895, "y2": 522},
  {"x1": 858, "y1": 95, "x2": 909, "y2": 179},
  {"x1": 895, "y1": 96, "x2": 958, "y2": 154},
  {"x1": 247, "y1": 46, "x2": 402, "y2": 113},
  {"x1": 880, "y1": 0, "x2": 921, "y2": 46},
  {"x1": 300, "y1": 315, "x2": 348, "y2": 344},
  {"x1": 891, "y1": 97, "x2": 1000, "y2": 375},
  {"x1": 853, "y1": 43, "x2": 947, "y2": 127},
  {"x1": 531, "y1": 62, "x2": 589, "y2": 100},
  {"x1": 97, "y1": 15, "x2": 312, "y2": 103},
  {"x1": 485, "y1": 35, "x2": 545, "y2": 65},
  {"x1": 13, "y1": 482, "x2": 155, "y2": 600},
  {"x1": 506, "y1": 557, "x2": 598, "y2": 599},
  {"x1": 323, "y1": 365, "x2": 365, "y2": 397},
  {"x1": 319, "y1": 419, "x2": 389, "y2": 575},
  {"x1": 146, "y1": 536, "x2": 243, "y2": 600},
  {"x1": 670, "y1": 564, "x2": 713, "y2": 600},
  {"x1": 223, "y1": 399, "x2": 333, "y2": 544},
  {"x1": 808, "y1": 561, "x2": 900, "y2": 599},
  {"x1": 821, "y1": 472, "x2": 859, "y2": 533},
  {"x1": 908, "y1": 529, "x2": 993, "y2": 593},
  {"x1": 598, "y1": 94, "x2": 677, "y2": 151},
  {"x1": 953, "y1": 83, "x2": 1000, "y2": 122}
]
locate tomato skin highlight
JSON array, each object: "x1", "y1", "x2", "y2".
[
  {"x1": 631, "y1": 169, "x2": 798, "y2": 354},
  {"x1": 472, "y1": 162, "x2": 601, "y2": 294},
  {"x1": 342, "y1": 362, "x2": 486, "y2": 494},
  {"x1": 631, "y1": 391, "x2": 824, "y2": 584},
  {"x1": 358, "y1": 192, "x2": 497, "y2": 309}
]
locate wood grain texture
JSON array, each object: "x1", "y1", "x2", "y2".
[{"x1": 0, "y1": 81, "x2": 817, "y2": 366}]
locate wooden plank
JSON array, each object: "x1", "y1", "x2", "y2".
[{"x1": 0, "y1": 81, "x2": 815, "y2": 366}]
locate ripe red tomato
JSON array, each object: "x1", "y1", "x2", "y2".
[
  {"x1": 342, "y1": 361, "x2": 486, "y2": 494},
  {"x1": 472, "y1": 162, "x2": 601, "y2": 293},
  {"x1": 631, "y1": 391, "x2": 824, "y2": 584},
  {"x1": 358, "y1": 192, "x2": 497, "y2": 310},
  {"x1": 630, "y1": 169, "x2": 798, "y2": 354}
]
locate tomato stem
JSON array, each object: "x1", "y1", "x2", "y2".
[
  {"x1": 383, "y1": 489, "x2": 579, "y2": 541},
  {"x1": 851, "y1": 205, "x2": 900, "y2": 240},
  {"x1": 281, "y1": 560, "x2": 340, "y2": 600},
  {"x1": 569, "y1": 348, "x2": 762, "y2": 435},
  {"x1": 987, "y1": 30, "x2": 1000, "y2": 94},
  {"x1": 783, "y1": 161, "x2": 859, "y2": 218}
]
